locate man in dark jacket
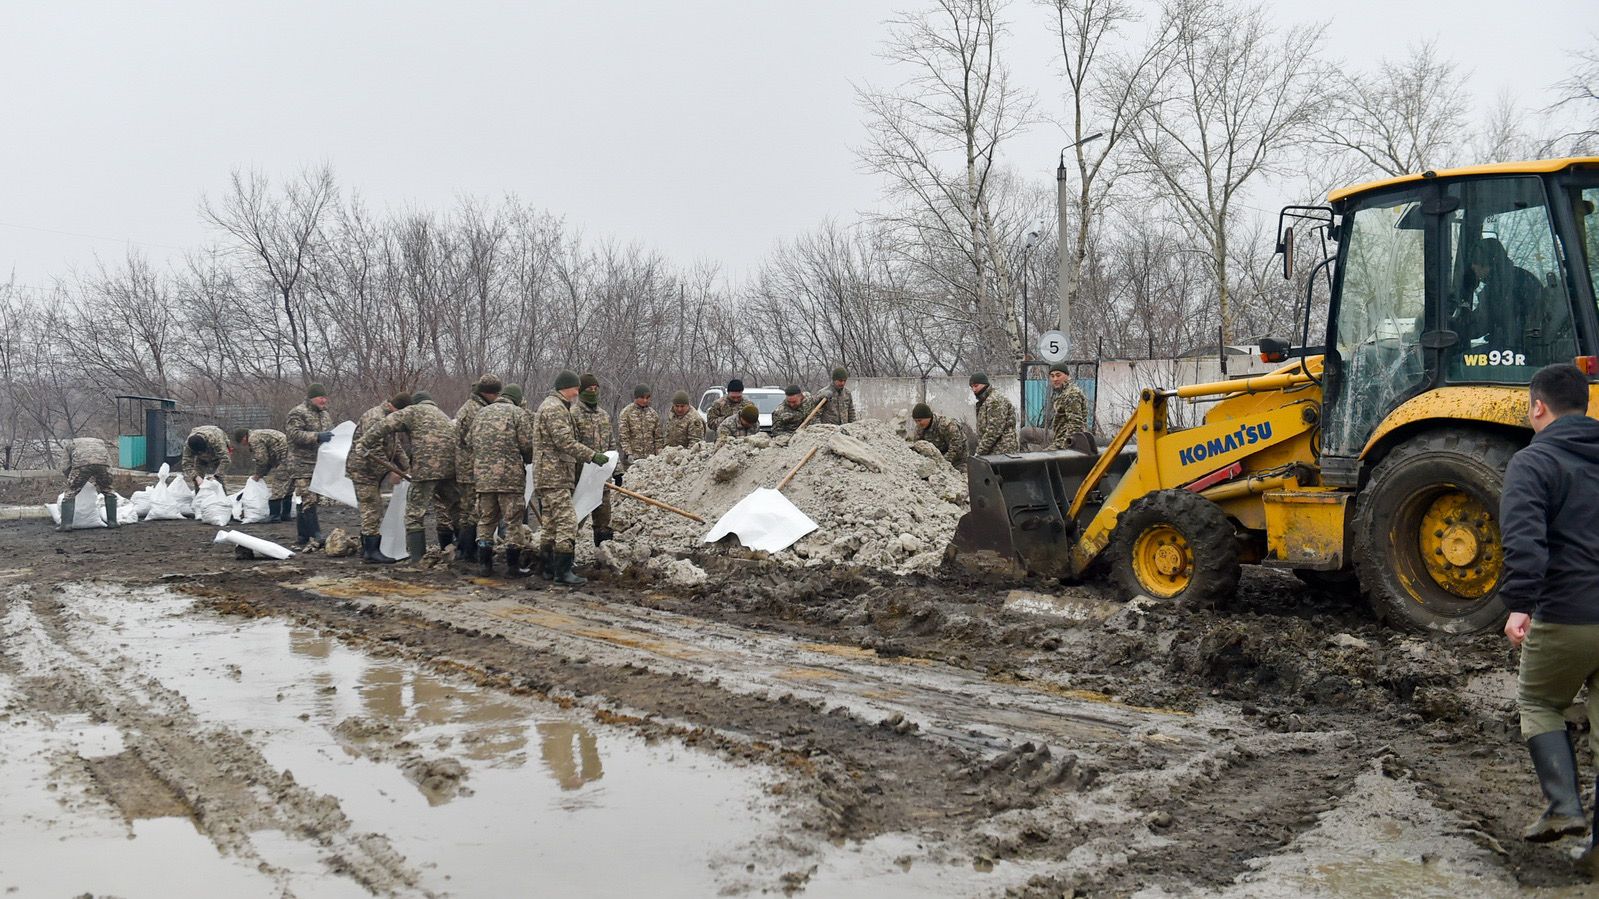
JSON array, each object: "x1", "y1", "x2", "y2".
[{"x1": 1500, "y1": 363, "x2": 1599, "y2": 868}]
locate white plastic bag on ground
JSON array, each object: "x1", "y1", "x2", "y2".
[
  {"x1": 166, "y1": 474, "x2": 195, "y2": 518},
  {"x1": 379, "y1": 480, "x2": 409, "y2": 560},
  {"x1": 130, "y1": 487, "x2": 154, "y2": 519},
  {"x1": 237, "y1": 477, "x2": 271, "y2": 524},
  {"x1": 309, "y1": 420, "x2": 359, "y2": 509},
  {"x1": 63, "y1": 482, "x2": 108, "y2": 529},
  {"x1": 574, "y1": 452, "x2": 618, "y2": 523},
  {"x1": 702, "y1": 488, "x2": 817, "y2": 553},
  {"x1": 111, "y1": 492, "x2": 138, "y2": 525},
  {"x1": 194, "y1": 478, "x2": 233, "y2": 527},
  {"x1": 144, "y1": 465, "x2": 186, "y2": 521},
  {"x1": 214, "y1": 529, "x2": 294, "y2": 560}
]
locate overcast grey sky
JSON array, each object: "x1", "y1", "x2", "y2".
[{"x1": 1, "y1": 1, "x2": 1590, "y2": 291}]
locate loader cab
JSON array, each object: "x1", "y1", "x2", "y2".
[{"x1": 1317, "y1": 159, "x2": 1599, "y2": 483}]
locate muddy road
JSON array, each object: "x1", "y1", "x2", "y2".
[{"x1": 0, "y1": 508, "x2": 1590, "y2": 897}]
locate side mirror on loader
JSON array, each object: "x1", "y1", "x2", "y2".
[{"x1": 1277, "y1": 227, "x2": 1294, "y2": 280}]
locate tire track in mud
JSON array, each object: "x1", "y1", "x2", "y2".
[{"x1": 0, "y1": 585, "x2": 426, "y2": 897}]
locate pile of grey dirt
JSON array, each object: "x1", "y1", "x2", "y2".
[{"x1": 600, "y1": 419, "x2": 967, "y2": 577}]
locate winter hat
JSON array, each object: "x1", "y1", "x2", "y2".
[
  {"x1": 832, "y1": 367, "x2": 848, "y2": 381},
  {"x1": 633, "y1": 384, "x2": 651, "y2": 399},
  {"x1": 554, "y1": 370, "x2": 581, "y2": 390},
  {"x1": 306, "y1": 383, "x2": 328, "y2": 399},
  {"x1": 727, "y1": 378, "x2": 744, "y2": 393},
  {"x1": 187, "y1": 433, "x2": 209, "y2": 453},
  {"x1": 502, "y1": 384, "x2": 524, "y2": 405},
  {"x1": 739, "y1": 403, "x2": 759, "y2": 423},
  {"x1": 969, "y1": 372, "x2": 990, "y2": 386},
  {"x1": 412, "y1": 390, "x2": 433, "y2": 403},
  {"x1": 230, "y1": 427, "x2": 250, "y2": 444},
  {"x1": 912, "y1": 403, "x2": 932, "y2": 420},
  {"x1": 390, "y1": 392, "x2": 413, "y2": 409},
  {"x1": 579, "y1": 373, "x2": 600, "y2": 390},
  {"x1": 672, "y1": 391, "x2": 691, "y2": 405},
  {"x1": 784, "y1": 385, "x2": 802, "y2": 396},
  {"x1": 475, "y1": 374, "x2": 504, "y2": 395},
  {"x1": 1049, "y1": 362, "x2": 1071, "y2": 375}
]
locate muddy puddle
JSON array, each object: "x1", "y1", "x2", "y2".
[{"x1": 0, "y1": 583, "x2": 1046, "y2": 897}]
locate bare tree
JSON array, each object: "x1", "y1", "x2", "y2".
[
  {"x1": 1317, "y1": 41, "x2": 1468, "y2": 180},
  {"x1": 201, "y1": 166, "x2": 337, "y2": 381},
  {"x1": 1128, "y1": 0, "x2": 1324, "y2": 340},
  {"x1": 69, "y1": 250, "x2": 178, "y2": 397},
  {"x1": 858, "y1": 0, "x2": 1036, "y2": 370},
  {"x1": 1546, "y1": 40, "x2": 1599, "y2": 154}
]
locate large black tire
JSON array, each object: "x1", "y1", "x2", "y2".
[
  {"x1": 1353, "y1": 429, "x2": 1520, "y2": 635},
  {"x1": 1108, "y1": 489, "x2": 1241, "y2": 609}
]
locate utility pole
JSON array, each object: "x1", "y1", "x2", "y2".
[{"x1": 1056, "y1": 132, "x2": 1103, "y2": 359}]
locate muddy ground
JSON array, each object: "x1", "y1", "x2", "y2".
[{"x1": 2, "y1": 505, "x2": 1595, "y2": 897}]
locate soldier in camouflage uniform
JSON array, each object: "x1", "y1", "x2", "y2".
[
  {"x1": 970, "y1": 372, "x2": 1019, "y2": 455},
  {"x1": 286, "y1": 384, "x2": 335, "y2": 549},
  {"x1": 181, "y1": 425, "x2": 232, "y2": 492},
  {"x1": 1047, "y1": 363, "x2": 1089, "y2": 450},
  {"x1": 910, "y1": 403, "x2": 968, "y2": 470},
  {"x1": 704, "y1": 379, "x2": 746, "y2": 433},
  {"x1": 715, "y1": 404, "x2": 762, "y2": 445},
  {"x1": 617, "y1": 384, "x2": 663, "y2": 475},
  {"x1": 232, "y1": 429, "x2": 294, "y2": 520},
  {"x1": 571, "y1": 373, "x2": 616, "y2": 545},
  {"x1": 359, "y1": 391, "x2": 461, "y2": 562},
  {"x1": 770, "y1": 386, "x2": 807, "y2": 435},
  {"x1": 665, "y1": 391, "x2": 706, "y2": 447},
  {"x1": 470, "y1": 385, "x2": 535, "y2": 577},
  {"x1": 58, "y1": 436, "x2": 115, "y2": 531},
  {"x1": 810, "y1": 367, "x2": 857, "y2": 425},
  {"x1": 535, "y1": 370, "x2": 607, "y2": 586},
  {"x1": 347, "y1": 392, "x2": 412, "y2": 564},
  {"x1": 448, "y1": 374, "x2": 503, "y2": 563}
]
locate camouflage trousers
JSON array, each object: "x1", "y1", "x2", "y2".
[
  {"x1": 291, "y1": 476, "x2": 320, "y2": 510},
  {"x1": 352, "y1": 481, "x2": 386, "y2": 536},
  {"x1": 263, "y1": 467, "x2": 291, "y2": 501},
  {"x1": 405, "y1": 478, "x2": 461, "y2": 533},
  {"x1": 477, "y1": 491, "x2": 525, "y2": 535},
  {"x1": 535, "y1": 487, "x2": 578, "y2": 553},
  {"x1": 436, "y1": 482, "x2": 473, "y2": 530},
  {"x1": 66, "y1": 465, "x2": 112, "y2": 495}
]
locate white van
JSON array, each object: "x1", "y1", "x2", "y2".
[{"x1": 697, "y1": 385, "x2": 788, "y2": 432}]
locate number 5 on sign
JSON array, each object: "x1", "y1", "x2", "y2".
[{"x1": 1037, "y1": 330, "x2": 1068, "y2": 363}]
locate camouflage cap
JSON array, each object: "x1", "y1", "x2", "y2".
[
  {"x1": 739, "y1": 403, "x2": 759, "y2": 423},
  {"x1": 580, "y1": 373, "x2": 600, "y2": 390},
  {"x1": 475, "y1": 374, "x2": 504, "y2": 395},
  {"x1": 554, "y1": 370, "x2": 580, "y2": 390},
  {"x1": 672, "y1": 391, "x2": 691, "y2": 405},
  {"x1": 633, "y1": 384, "x2": 651, "y2": 399},
  {"x1": 306, "y1": 383, "x2": 328, "y2": 399},
  {"x1": 912, "y1": 402, "x2": 932, "y2": 420}
]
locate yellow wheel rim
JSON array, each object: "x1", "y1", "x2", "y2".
[
  {"x1": 1416, "y1": 490, "x2": 1501, "y2": 598},
  {"x1": 1132, "y1": 524, "x2": 1192, "y2": 598}
]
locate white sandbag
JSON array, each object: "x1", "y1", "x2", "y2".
[
  {"x1": 165, "y1": 474, "x2": 195, "y2": 518},
  {"x1": 701, "y1": 488, "x2": 817, "y2": 553},
  {"x1": 237, "y1": 477, "x2": 271, "y2": 524},
  {"x1": 574, "y1": 452, "x2": 618, "y2": 523},
  {"x1": 213, "y1": 529, "x2": 294, "y2": 560},
  {"x1": 379, "y1": 479, "x2": 409, "y2": 560},
  {"x1": 194, "y1": 478, "x2": 233, "y2": 527},
  {"x1": 110, "y1": 492, "x2": 138, "y2": 525},
  {"x1": 130, "y1": 487, "x2": 154, "y2": 519},
  {"x1": 309, "y1": 420, "x2": 358, "y2": 509},
  {"x1": 67, "y1": 482, "x2": 107, "y2": 529}
]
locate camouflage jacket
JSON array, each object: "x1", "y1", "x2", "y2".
[
  {"x1": 810, "y1": 386, "x2": 856, "y2": 425},
  {"x1": 285, "y1": 402, "x2": 333, "y2": 469},
  {"x1": 347, "y1": 404, "x2": 407, "y2": 485},
  {"x1": 572, "y1": 401, "x2": 615, "y2": 465},
  {"x1": 715, "y1": 414, "x2": 760, "y2": 445},
  {"x1": 1050, "y1": 382, "x2": 1089, "y2": 450},
  {"x1": 704, "y1": 395, "x2": 743, "y2": 432},
  {"x1": 664, "y1": 410, "x2": 706, "y2": 447},
  {"x1": 974, "y1": 387, "x2": 1019, "y2": 456},
  {"x1": 453, "y1": 394, "x2": 490, "y2": 485},
  {"x1": 181, "y1": 425, "x2": 231, "y2": 485},
  {"x1": 534, "y1": 392, "x2": 598, "y2": 488},
  {"x1": 770, "y1": 400, "x2": 807, "y2": 434},
  {"x1": 916, "y1": 415, "x2": 968, "y2": 469},
  {"x1": 63, "y1": 437, "x2": 111, "y2": 472},
  {"x1": 361, "y1": 399, "x2": 456, "y2": 481},
  {"x1": 617, "y1": 403, "x2": 663, "y2": 467},
  {"x1": 246, "y1": 429, "x2": 290, "y2": 478},
  {"x1": 469, "y1": 397, "x2": 535, "y2": 492}
]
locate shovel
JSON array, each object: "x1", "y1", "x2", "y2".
[{"x1": 798, "y1": 396, "x2": 828, "y2": 430}]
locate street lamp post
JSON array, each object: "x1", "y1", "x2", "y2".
[{"x1": 1056, "y1": 132, "x2": 1104, "y2": 360}]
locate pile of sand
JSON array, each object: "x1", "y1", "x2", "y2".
[{"x1": 600, "y1": 419, "x2": 967, "y2": 576}]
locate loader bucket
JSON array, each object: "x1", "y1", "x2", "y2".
[{"x1": 952, "y1": 446, "x2": 1137, "y2": 579}]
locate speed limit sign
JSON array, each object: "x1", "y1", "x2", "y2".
[{"x1": 1037, "y1": 330, "x2": 1068, "y2": 363}]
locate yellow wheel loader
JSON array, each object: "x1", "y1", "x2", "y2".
[{"x1": 954, "y1": 157, "x2": 1599, "y2": 634}]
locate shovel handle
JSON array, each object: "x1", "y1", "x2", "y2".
[
  {"x1": 798, "y1": 396, "x2": 828, "y2": 430},
  {"x1": 776, "y1": 446, "x2": 819, "y2": 492},
  {"x1": 378, "y1": 458, "x2": 411, "y2": 481},
  {"x1": 605, "y1": 482, "x2": 704, "y2": 523}
]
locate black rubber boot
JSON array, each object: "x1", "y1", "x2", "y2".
[
  {"x1": 539, "y1": 546, "x2": 556, "y2": 581},
  {"x1": 1578, "y1": 784, "x2": 1599, "y2": 877},
  {"x1": 292, "y1": 509, "x2": 311, "y2": 549},
  {"x1": 362, "y1": 535, "x2": 400, "y2": 565},
  {"x1": 593, "y1": 528, "x2": 614, "y2": 547},
  {"x1": 104, "y1": 493, "x2": 119, "y2": 528},
  {"x1": 458, "y1": 526, "x2": 478, "y2": 563},
  {"x1": 437, "y1": 526, "x2": 458, "y2": 557},
  {"x1": 57, "y1": 498, "x2": 75, "y2": 532},
  {"x1": 553, "y1": 552, "x2": 586, "y2": 587},
  {"x1": 308, "y1": 507, "x2": 326, "y2": 548},
  {"x1": 477, "y1": 540, "x2": 495, "y2": 576},
  {"x1": 506, "y1": 547, "x2": 531, "y2": 579},
  {"x1": 272, "y1": 498, "x2": 289, "y2": 522},
  {"x1": 406, "y1": 530, "x2": 426, "y2": 562},
  {"x1": 1526, "y1": 730, "x2": 1588, "y2": 842}
]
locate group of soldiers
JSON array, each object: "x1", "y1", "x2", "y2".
[
  {"x1": 701, "y1": 368, "x2": 860, "y2": 442},
  {"x1": 906, "y1": 363, "x2": 1089, "y2": 470}
]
